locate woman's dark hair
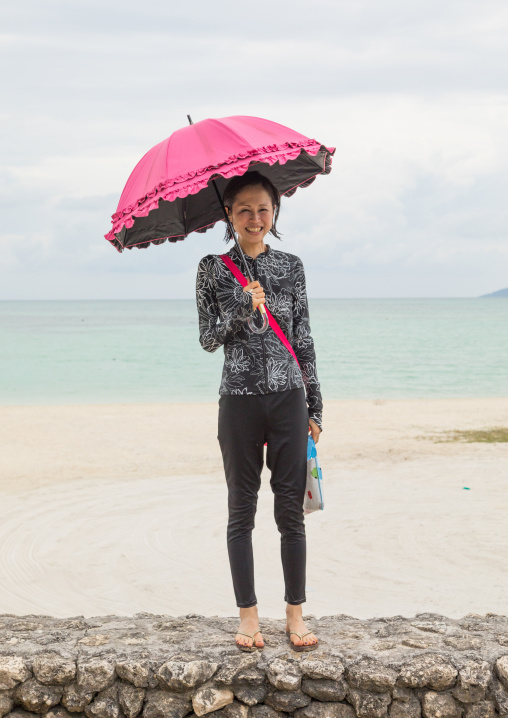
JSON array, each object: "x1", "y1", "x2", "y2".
[{"x1": 222, "y1": 170, "x2": 281, "y2": 242}]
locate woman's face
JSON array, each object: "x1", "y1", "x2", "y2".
[{"x1": 227, "y1": 185, "x2": 274, "y2": 246}]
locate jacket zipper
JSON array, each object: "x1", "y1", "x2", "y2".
[{"x1": 253, "y1": 257, "x2": 269, "y2": 392}]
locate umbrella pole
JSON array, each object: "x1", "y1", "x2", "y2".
[
  {"x1": 188, "y1": 115, "x2": 269, "y2": 334},
  {"x1": 209, "y1": 180, "x2": 269, "y2": 334}
]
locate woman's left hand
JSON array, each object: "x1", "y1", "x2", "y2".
[{"x1": 309, "y1": 419, "x2": 321, "y2": 444}]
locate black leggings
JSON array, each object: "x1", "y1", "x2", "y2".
[{"x1": 218, "y1": 387, "x2": 309, "y2": 608}]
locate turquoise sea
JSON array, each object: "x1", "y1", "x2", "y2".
[{"x1": 0, "y1": 299, "x2": 507, "y2": 405}]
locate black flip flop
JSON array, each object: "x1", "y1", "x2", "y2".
[
  {"x1": 235, "y1": 630, "x2": 265, "y2": 652},
  {"x1": 286, "y1": 630, "x2": 319, "y2": 652}
]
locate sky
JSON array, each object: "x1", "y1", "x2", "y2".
[{"x1": 1, "y1": 0, "x2": 507, "y2": 299}]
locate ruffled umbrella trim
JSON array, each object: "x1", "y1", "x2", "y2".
[{"x1": 105, "y1": 140, "x2": 334, "y2": 251}]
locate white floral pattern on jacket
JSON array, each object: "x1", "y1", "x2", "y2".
[{"x1": 195, "y1": 243, "x2": 323, "y2": 429}]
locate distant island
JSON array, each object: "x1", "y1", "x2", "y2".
[{"x1": 480, "y1": 287, "x2": 508, "y2": 298}]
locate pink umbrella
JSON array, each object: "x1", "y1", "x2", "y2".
[
  {"x1": 104, "y1": 114, "x2": 334, "y2": 332},
  {"x1": 105, "y1": 115, "x2": 334, "y2": 252}
]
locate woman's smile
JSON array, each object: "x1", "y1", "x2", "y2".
[{"x1": 227, "y1": 185, "x2": 274, "y2": 255}]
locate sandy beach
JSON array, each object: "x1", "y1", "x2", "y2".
[{"x1": 1, "y1": 398, "x2": 507, "y2": 619}]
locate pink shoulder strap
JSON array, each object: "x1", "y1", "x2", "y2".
[{"x1": 220, "y1": 254, "x2": 300, "y2": 368}]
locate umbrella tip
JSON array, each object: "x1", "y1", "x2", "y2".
[{"x1": 187, "y1": 114, "x2": 194, "y2": 125}]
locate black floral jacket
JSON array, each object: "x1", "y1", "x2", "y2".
[{"x1": 195, "y1": 243, "x2": 323, "y2": 429}]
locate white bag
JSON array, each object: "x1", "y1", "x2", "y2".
[{"x1": 303, "y1": 435, "x2": 324, "y2": 515}]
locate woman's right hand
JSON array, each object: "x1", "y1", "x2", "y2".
[{"x1": 243, "y1": 281, "x2": 265, "y2": 311}]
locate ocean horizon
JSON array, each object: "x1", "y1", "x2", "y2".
[{"x1": 1, "y1": 298, "x2": 507, "y2": 405}]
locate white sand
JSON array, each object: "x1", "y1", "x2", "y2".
[{"x1": 0, "y1": 398, "x2": 507, "y2": 619}]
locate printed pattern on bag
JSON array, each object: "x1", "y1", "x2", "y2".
[{"x1": 304, "y1": 435, "x2": 324, "y2": 514}]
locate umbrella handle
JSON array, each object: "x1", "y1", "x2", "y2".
[{"x1": 247, "y1": 304, "x2": 269, "y2": 334}]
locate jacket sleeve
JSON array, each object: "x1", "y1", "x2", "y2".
[
  {"x1": 292, "y1": 257, "x2": 323, "y2": 430},
  {"x1": 196, "y1": 255, "x2": 254, "y2": 353}
]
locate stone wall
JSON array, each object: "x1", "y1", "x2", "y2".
[{"x1": 1, "y1": 613, "x2": 508, "y2": 718}]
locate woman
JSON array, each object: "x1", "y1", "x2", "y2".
[{"x1": 195, "y1": 171, "x2": 322, "y2": 652}]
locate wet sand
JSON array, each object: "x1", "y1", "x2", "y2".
[{"x1": 0, "y1": 398, "x2": 507, "y2": 618}]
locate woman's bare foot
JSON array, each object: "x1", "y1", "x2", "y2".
[
  {"x1": 285, "y1": 603, "x2": 318, "y2": 647},
  {"x1": 236, "y1": 605, "x2": 264, "y2": 648}
]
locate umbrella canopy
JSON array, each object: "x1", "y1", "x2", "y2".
[{"x1": 105, "y1": 115, "x2": 335, "y2": 252}]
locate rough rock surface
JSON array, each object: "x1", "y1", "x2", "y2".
[
  {"x1": 295, "y1": 703, "x2": 356, "y2": 718},
  {"x1": 0, "y1": 658, "x2": 31, "y2": 691},
  {"x1": 300, "y1": 678, "x2": 347, "y2": 702},
  {"x1": 399, "y1": 656, "x2": 457, "y2": 691},
  {"x1": 142, "y1": 688, "x2": 191, "y2": 718},
  {"x1": 347, "y1": 660, "x2": 398, "y2": 693},
  {"x1": 463, "y1": 701, "x2": 496, "y2": 718},
  {"x1": 421, "y1": 691, "x2": 462, "y2": 718},
  {"x1": 117, "y1": 681, "x2": 145, "y2": 718},
  {"x1": 389, "y1": 697, "x2": 421, "y2": 718},
  {"x1": 264, "y1": 687, "x2": 311, "y2": 712},
  {"x1": 61, "y1": 682, "x2": 94, "y2": 712},
  {"x1": 211, "y1": 699, "x2": 250, "y2": 717},
  {"x1": 348, "y1": 689, "x2": 392, "y2": 718},
  {"x1": 32, "y1": 654, "x2": 76, "y2": 687},
  {"x1": 84, "y1": 684, "x2": 120, "y2": 718},
  {"x1": 157, "y1": 660, "x2": 218, "y2": 692},
  {"x1": 250, "y1": 706, "x2": 285, "y2": 718},
  {"x1": 1, "y1": 612, "x2": 508, "y2": 717},
  {"x1": 76, "y1": 660, "x2": 116, "y2": 695},
  {"x1": 14, "y1": 678, "x2": 63, "y2": 713},
  {"x1": 0, "y1": 691, "x2": 14, "y2": 718},
  {"x1": 232, "y1": 684, "x2": 267, "y2": 706},
  {"x1": 495, "y1": 656, "x2": 508, "y2": 689},
  {"x1": 266, "y1": 660, "x2": 301, "y2": 692},
  {"x1": 115, "y1": 660, "x2": 153, "y2": 689},
  {"x1": 300, "y1": 658, "x2": 345, "y2": 682},
  {"x1": 192, "y1": 682, "x2": 234, "y2": 716}
]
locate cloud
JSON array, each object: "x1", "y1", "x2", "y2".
[{"x1": 0, "y1": 0, "x2": 507, "y2": 298}]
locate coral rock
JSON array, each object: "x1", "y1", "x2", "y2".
[
  {"x1": 300, "y1": 657, "x2": 345, "y2": 682},
  {"x1": 422, "y1": 692, "x2": 462, "y2": 718},
  {"x1": 116, "y1": 660, "x2": 153, "y2": 689},
  {"x1": 62, "y1": 682, "x2": 95, "y2": 712},
  {"x1": 15, "y1": 678, "x2": 63, "y2": 713},
  {"x1": 142, "y1": 688, "x2": 192, "y2": 718},
  {"x1": 0, "y1": 657, "x2": 31, "y2": 691},
  {"x1": 301, "y1": 677, "x2": 347, "y2": 702},
  {"x1": 32, "y1": 654, "x2": 76, "y2": 686},
  {"x1": 399, "y1": 656, "x2": 457, "y2": 691},
  {"x1": 294, "y1": 702, "x2": 357, "y2": 718},
  {"x1": 76, "y1": 659, "x2": 116, "y2": 694},
  {"x1": 264, "y1": 688, "x2": 311, "y2": 713},
  {"x1": 157, "y1": 660, "x2": 217, "y2": 693},
  {"x1": 348, "y1": 689, "x2": 392, "y2": 718},
  {"x1": 495, "y1": 655, "x2": 508, "y2": 689},
  {"x1": 85, "y1": 685, "x2": 120, "y2": 718},
  {"x1": 118, "y1": 681, "x2": 145, "y2": 718},
  {"x1": 192, "y1": 682, "x2": 234, "y2": 716},
  {"x1": 347, "y1": 659, "x2": 398, "y2": 693},
  {"x1": 232, "y1": 683, "x2": 267, "y2": 706},
  {"x1": 266, "y1": 659, "x2": 301, "y2": 691}
]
